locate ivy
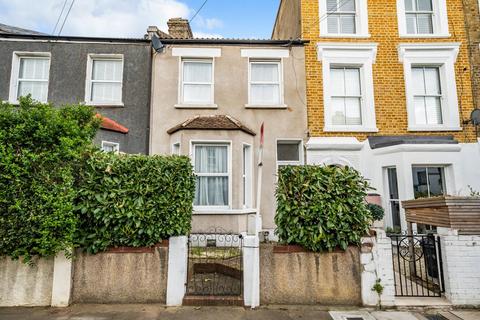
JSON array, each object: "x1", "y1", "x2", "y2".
[
  {"x1": 275, "y1": 165, "x2": 373, "y2": 252},
  {"x1": 74, "y1": 152, "x2": 195, "y2": 254},
  {"x1": 0, "y1": 97, "x2": 99, "y2": 262}
]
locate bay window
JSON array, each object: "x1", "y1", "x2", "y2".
[
  {"x1": 249, "y1": 60, "x2": 282, "y2": 106},
  {"x1": 86, "y1": 54, "x2": 123, "y2": 105},
  {"x1": 412, "y1": 166, "x2": 446, "y2": 199},
  {"x1": 193, "y1": 143, "x2": 230, "y2": 208},
  {"x1": 181, "y1": 59, "x2": 214, "y2": 105}
]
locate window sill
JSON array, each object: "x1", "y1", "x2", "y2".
[
  {"x1": 408, "y1": 126, "x2": 462, "y2": 132},
  {"x1": 85, "y1": 102, "x2": 124, "y2": 107},
  {"x1": 320, "y1": 33, "x2": 371, "y2": 39},
  {"x1": 245, "y1": 104, "x2": 288, "y2": 109},
  {"x1": 193, "y1": 208, "x2": 257, "y2": 215},
  {"x1": 399, "y1": 33, "x2": 451, "y2": 38},
  {"x1": 323, "y1": 126, "x2": 379, "y2": 133},
  {"x1": 175, "y1": 103, "x2": 218, "y2": 109}
]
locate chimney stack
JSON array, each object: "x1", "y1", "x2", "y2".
[{"x1": 167, "y1": 18, "x2": 193, "y2": 39}]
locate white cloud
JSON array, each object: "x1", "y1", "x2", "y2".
[
  {"x1": 193, "y1": 16, "x2": 223, "y2": 30},
  {"x1": 0, "y1": 0, "x2": 192, "y2": 37}
]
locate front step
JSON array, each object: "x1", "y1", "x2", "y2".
[{"x1": 182, "y1": 295, "x2": 244, "y2": 306}]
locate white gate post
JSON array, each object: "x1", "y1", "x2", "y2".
[
  {"x1": 243, "y1": 235, "x2": 260, "y2": 308},
  {"x1": 166, "y1": 236, "x2": 188, "y2": 306},
  {"x1": 51, "y1": 251, "x2": 73, "y2": 307}
]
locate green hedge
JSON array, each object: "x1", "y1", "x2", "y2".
[
  {"x1": 275, "y1": 165, "x2": 373, "y2": 252},
  {"x1": 74, "y1": 153, "x2": 195, "y2": 253},
  {"x1": 0, "y1": 98, "x2": 99, "y2": 261}
]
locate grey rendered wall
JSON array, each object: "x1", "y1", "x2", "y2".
[{"x1": 0, "y1": 39, "x2": 151, "y2": 154}]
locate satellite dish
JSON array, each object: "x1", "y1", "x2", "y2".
[
  {"x1": 151, "y1": 35, "x2": 164, "y2": 53},
  {"x1": 471, "y1": 109, "x2": 480, "y2": 126}
]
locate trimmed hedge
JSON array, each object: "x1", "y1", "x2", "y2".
[
  {"x1": 367, "y1": 203, "x2": 385, "y2": 221},
  {"x1": 275, "y1": 165, "x2": 373, "y2": 252},
  {"x1": 0, "y1": 98, "x2": 99, "y2": 261},
  {"x1": 74, "y1": 153, "x2": 195, "y2": 253}
]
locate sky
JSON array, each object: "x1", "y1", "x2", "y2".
[{"x1": 0, "y1": 0, "x2": 280, "y2": 39}]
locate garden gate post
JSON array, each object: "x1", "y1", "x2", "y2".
[
  {"x1": 51, "y1": 251, "x2": 73, "y2": 307},
  {"x1": 243, "y1": 235, "x2": 260, "y2": 307},
  {"x1": 166, "y1": 236, "x2": 188, "y2": 306}
]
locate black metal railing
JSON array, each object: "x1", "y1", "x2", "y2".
[
  {"x1": 390, "y1": 234, "x2": 444, "y2": 297},
  {"x1": 186, "y1": 228, "x2": 243, "y2": 296}
]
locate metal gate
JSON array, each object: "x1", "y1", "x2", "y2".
[
  {"x1": 390, "y1": 234, "x2": 444, "y2": 297},
  {"x1": 186, "y1": 228, "x2": 243, "y2": 297}
]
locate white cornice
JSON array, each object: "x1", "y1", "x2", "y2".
[
  {"x1": 397, "y1": 42, "x2": 460, "y2": 62},
  {"x1": 316, "y1": 42, "x2": 378, "y2": 62},
  {"x1": 306, "y1": 137, "x2": 364, "y2": 151}
]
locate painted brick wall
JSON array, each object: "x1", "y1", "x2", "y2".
[
  {"x1": 463, "y1": 0, "x2": 480, "y2": 111},
  {"x1": 300, "y1": 0, "x2": 477, "y2": 142},
  {"x1": 439, "y1": 231, "x2": 480, "y2": 305}
]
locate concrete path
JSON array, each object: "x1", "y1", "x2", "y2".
[{"x1": 0, "y1": 305, "x2": 478, "y2": 320}]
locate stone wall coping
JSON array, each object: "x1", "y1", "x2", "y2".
[
  {"x1": 103, "y1": 241, "x2": 169, "y2": 254},
  {"x1": 269, "y1": 243, "x2": 360, "y2": 254}
]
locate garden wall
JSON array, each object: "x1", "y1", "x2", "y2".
[
  {"x1": 259, "y1": 244, "x2": 362, "y2": 305},
  {"x1": 0, "y1": 256, "x2": 54, "y2": 306},
  {"x1": 72, "y1": 244, "x2": 169, "y2": 304}
]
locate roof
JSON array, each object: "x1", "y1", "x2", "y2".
[
  {"x1": 157, "y1": 37, "x2": 307, "y2": 46},
  {"x1": 0, "y1": 32, "x2": 150, "y2": 44},
  {"x1": 368, "y1": 135, "x2": 458, "y2": 149},
  {"x1": 167, "y1": 115, "x2": 256, "y2": 136},
  {"x1": 96, "y1": 114, "x2": 129, "y2": 134},
  {"x1": 0, "y1": 23, "x2": 46, "y2": 35}
]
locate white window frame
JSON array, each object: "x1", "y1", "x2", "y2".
[
  {"x1": 101, "y1": 141, "x2": 120, "y2": 153},
  {"x1": 398, "y1": 43, "x2": 461, "y2": 131},
  {"x1": 411, "y1": 165, "x2": 447, "y2": 198},
  {"x1": 397, "y1": 0, "x2": 450, "y2": 38},
  {"x1": 247, "y1": 59, "x2": 284, "y2": 107},
  {"x1": 276, "y1": 139, "x2": 305, "y2": 170},
  {"x1": 85, "y1": 54, "x2": 124, "y2": 107},
  {"x1": 317, "y1": 43, "x2": 378, "y2": 132},
  {"x1": 177, "y1": 58, "x2": 215, "y2": 108},
  {"x1": 190, "y1": 140, "x2": 232, "y2": 211},
  {"x1": 242, "y1": 143, "x2": 253, "y2": 209},
  {"x1": 8, "y1": 51, "x2": 51, "y2": 103},
  {"x1": 319, "y1": 0, "x2": 370, "y2": 38}
]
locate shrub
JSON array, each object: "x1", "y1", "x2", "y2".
[
  {"x1": 275, "y1": 165, "x2": 373, "y2": 252},
  {"x1": 74, "y1": 152, "x2": 195, "y2": 253},
  {"x1": 0, "y1": 97, "x2": 99, "y2": 261},
  {"x1": 367, "y1": 203, "x2": 385, "y2": 221}
]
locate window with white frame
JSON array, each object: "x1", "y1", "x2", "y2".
[
  {"x1": 412, "y1": 166, "x2": 446, "y2": 199},
  {"x1": 101, "y1": 141, "x2": 119, "y2": 153},
  {"x1": 242, "y1": 144, "x2": 253, "y2": 208},
  {"x1": 172, "y1": 142, "x2": 181, "y2": 155},
  {"x1": 181, "y1": 59, "x2": 214, "y2": 105},
  {"x1": 277, "y1": 140, "x2": 303, "y2": 168},
  {"x1": 193, "y1": 143, "x2": 229, "y2": 208},
  {"x1": 412, "y1": 66, "x2": 443, "y2": 125},
  {"x1": 397, "y1": 0, "x2": 449, "y2": 37},
  {"x1": 86, "y1": 55, "x2": 123, "y2": 105},
  {"x1": 399, "y1": 44, "x2": 460, "y2": 131},
  {"x1": 249, "y1": 60, "x2": 282, "y2": 105},
  {"x1": 330, "y1": 67, "x2": 362, "y2": 125},
  {"x1": 9, "y1": 53, "x2": 50, "y2": 103},
  {"x1": 317, "y1": 43, "x2": 378, "y2": 132},
  {"x1": 319, "y1": 0, "x2": 369, "y2": 37}
]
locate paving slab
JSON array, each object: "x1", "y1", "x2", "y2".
[
  {"x1": 449, "y1": 311, "x2": 480, "y2": 320},
  {"x1": 371, "y1": 311, "x2": 423, "y2": 320}
]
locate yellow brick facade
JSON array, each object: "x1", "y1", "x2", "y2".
[{"x1": 300, "y1": 0, "x2": 477, "y2": 143}]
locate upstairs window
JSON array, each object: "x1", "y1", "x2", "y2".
[
  {"x1": 330, "y1": 67, "x2": 362, "y2": 126},
  {"x1": 397, "y1": 0, "x2": 449, "y2": 37},
  {"x1": 405, "y1": 0, "x2": 434, "y2": 34},
  {"x1": 9, "y1": 53, "x2": 50, "y2": 103},
  {"x1": 327, "y1": 0, "x2": 356, "y2": 34},
  {"x1": 412, "y1": 66, "x2": 442, "y2": 125},
  {"x1": 181, "y1": 59, "x2": 214, "y2": 105},
  {"x1": 86, "y1": 54, "x2": 123, "y2": 106},
  {"x1": 249, "y1": 60, "x2": 282, "y2": 106}
]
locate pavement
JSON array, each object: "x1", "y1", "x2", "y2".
[{"x1": 0, "y1": 305, "x2": 479, "y2": 320}]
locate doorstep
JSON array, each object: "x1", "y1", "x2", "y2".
[
  {"x1": 395, "y1": 297, "x2": 452, "y2": 307},
  {"x1": 182, "y1": 295, "x2": 243, "y2": 306}
]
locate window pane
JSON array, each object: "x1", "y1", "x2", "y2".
[
  {"x1": 345, "y1": 97, "x2": 362, "y2": 125},
  {"x1": 91, "y1": 82, "x2": 122, "y2": 103},
  {"x1": 387, "y1": 168, "x2": 399, "y2": 199},
  {"x1": 330, "y1": 68, "x2": 345, "y2": 96},
  {"x1": 327, "y1": 16, "x2": 339, "y2": 33},
  {"x1": 17, "y1": 81, "x2": 48, "y2": 101},
  {"x1": 327, "y1": 0, "x2": 338, "y2": 11},
  {"x1": 340, "y1": 15, "x2": 356, "y2": 34},
  {"x1": 414, "y1": 97, "x2": 428, "y2": 125},
  {"x1": 195, "y1": 176, "x2": 228, "y2": 206},
  {"x1": 406, "y1": 14, "x2": 417, "y2": 34},
  {"x1": 19, "y1": 58, "x2": 49, "y2": 80},
  {"x1": 404, "y1": 0, "x2": 414, "y2": 11},
  {"x1": 427, "y1": 167, "x2": 445, "y2": 196},
  {"x1": 92, "y1": 60, "x2": 122, "y2": 81},
  {"x1": 277, "y1": 141, "x2": 300, "y2": 162},
  {"x1": 412, "y1": 67, "x2": 426, "y2": 95},
  {"x1": 184, "y1": 61, "x2": 212, "y2": 82},
  {"x1": 251, "y1": 63, "x2": 279, "y2": 82},
  {"x1": 424, "y1": 67, "x2": 441, "y2": 95},
  {"x1": 250, "y1": 84, "x2": 280, "y2": 105},
  {"x1": 345, "y1": 68, "x2": 361, "y2": 96},
  {"x1": 331, "y1": 97, "x2": 346, "y2": 125},
  {"x1": 413, "y1": 167, "x2": 429, "y2": 198},
  {"x1": 416, "y1": 14, "x2": 433, "y2": 34},
  {"x1": 425, "y1": 97, "x2": 442, "y2": 124},
  {"x1": 340, "y1": 0, "x2": 355, "y2": 11},
  {"x1": 195, "y1": 145, "x2": 228, "y2": 174},
  {"x1": 183, "y1": 84, "x2": 212, "y2": 104},
  {"x1": 417, "y1": 0, "x2": 433, "y2": 11}
]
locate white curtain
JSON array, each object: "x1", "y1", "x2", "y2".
[
  {"x1": 330, "y1": 67, "x2": 362, "y2": 125},
  {"x1": 413, "y1": 67, "x2": 442, "y2": 125},
  {"x1": 91, "y1": 59, "x2": 122, "y2": 103},
  {"x1": 250, "y1": 63, "x2": 280, "y2": 105},
  {"x1": 183, "y1": 61, "x2": 212, "y2": 104},
  {"x1": 194, "y1": 145, "x2": 228, "y2": 206},
  {"x1": 17, "y1": 57, "x2": 49, "y2": 102}
]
